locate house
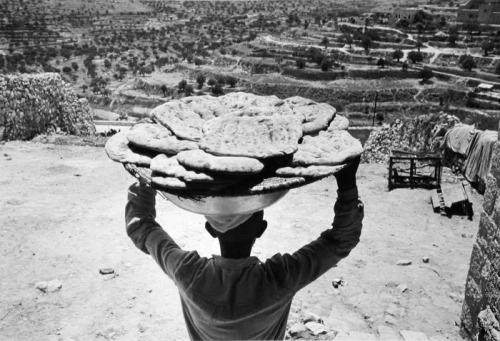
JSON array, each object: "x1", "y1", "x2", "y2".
[
  {"x1": 457, "y1": 0, "x2": 500, "y2": 24},
  {"x1": 393, "y1": 7, "x2": 420, "y2": 23}
]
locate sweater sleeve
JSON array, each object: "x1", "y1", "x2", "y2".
[
  {"x1": 265, "y1": 187, "x2": 364, "y2": 292},
  {"x1": 125, "y1": 183, "x2": 195, "y2": 280}
]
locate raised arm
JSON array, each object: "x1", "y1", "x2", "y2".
[
  {"x1": 264, "y1": 158, "x2": 364, "y2": 292},
  {"x1": 125, "y1": 183, "x2": 196, "y2": 280}
]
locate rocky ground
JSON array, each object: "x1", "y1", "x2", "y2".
[{"x1": 0, "y1": 140, "x2": 482, "y2": 340}]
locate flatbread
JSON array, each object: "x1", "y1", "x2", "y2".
[
  {"x1": 176, "y1": 149, "x2": 264, "y2": 175},
  {"x1": 150, "y1": 154, "x2": 216, "y2": 182},
  {"x1": 327, "y1": 114, "x2": 349, "y2": 131},
  {"x1": 127, "y1": 123, "x2": 199, "y2": 155},
  {"x1": 219, "y1": 92, "x2": 283, "y2": 109},
  {"x1": 275, "y1": 164, "x2": 345, "y2": 178},
  {"x1": 295, "y1": 103, "x2": 336, "y2": 135},
  {"x1": 151, "y1": 172, "x2": 240, "y2": 191},
  {"x1": 151, "y1": 174, "x2": 187, "y2": 189},
  {"x1": 151, "y1": 101, "x2": 216, "y2": 141},
  {"x1": 105, "y1": 132, "x2": 152, "y2": 166},
  {"x1": 291, "y1": 130, "x2": 363, "y2": 166},
  {"x1": 200, "y1": 115, "x2": 303, "y2": 159},
  {"x1": 180, "y1": 95, "x2": 229, "y2": 117},
  {"x1": 284, "y1": 96, "x2": 315, "y2": 108}
]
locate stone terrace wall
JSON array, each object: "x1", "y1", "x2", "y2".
[
  {"x1": 0, "y1": 73, "x2": 95, "y2": 141},
  {"x1": 461, "y1": 125, "x2": 500, "y2": 340}
]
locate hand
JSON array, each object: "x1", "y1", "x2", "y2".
[{"x1": 334, "y1": 157, "x2": 360, "y2": 192}]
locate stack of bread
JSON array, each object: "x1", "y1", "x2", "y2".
[{"x1": 105, "y1": 92, "x2": 362, "y2": 194}]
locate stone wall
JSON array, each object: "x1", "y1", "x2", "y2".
[
  {"x1": 461, "y1": 125, "x2": 500, "y2": 340},
  {"x1": 0, "y1": 73, "x2": 95, "y2": 141}
]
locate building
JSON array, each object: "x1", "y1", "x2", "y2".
[
  {"x1": 457, "y1": 0, "x2": 500, "y2": 25},
  {"x1": 393, "y1": 7, "x2": 420, "y2": 23}
]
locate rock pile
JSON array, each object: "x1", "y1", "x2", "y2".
[
  {"x1": 0, "y1": 73, "x2": 95, "y2": 141},
  {"x1": 362, "y1": 112, "x2": 460, "y2": 163}
]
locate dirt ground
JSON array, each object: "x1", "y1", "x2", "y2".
[{"x1": 0, "y1": 141, "x2": 482, "y2": 340}]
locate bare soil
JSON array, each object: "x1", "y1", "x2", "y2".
[{"x1": 0, "y1": 141, "x2": 481, "y2": 340}]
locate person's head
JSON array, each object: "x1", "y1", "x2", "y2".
[{"x1": 205, "y1": 211, "x2": 267, "y2": 259}]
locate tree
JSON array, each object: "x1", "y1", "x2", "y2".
[
  {"x1": 196, "y1": 74, "x2": 206, "y2": 89},
  {"x1": 321, "y1": 58, "x2": 332, "y2": 71},
  {"x1": 178, "y1": 79, "x2": 187, "y2": 91},
  {"x1": 377, "y1": 58, "x2": 386, "y2": 68},
  {"x1": 361, "y1": 35, "x2": 372, "y2": 53},
  {"x1": 482, "y1": 40, "x2": 494, "y2": 57},
  {"x1": 296, "y1": 58, "x2": 306, "y2": 69},
  {"x1": 459, "y1": 55, "x2": 476, "y2": 71},
  {"x1": 211, "y1": 83, "x2": 224, "y2": 96},
  {"x1": 420, "y1": 67, "x2": 434, "y2": 82},
  {"x1": 321, "y1": 36, "x2": 329, "y2": 49},
  {"x1": 81, "y1": 84, "x2": 88, "y2": 93},
  {"x1": 448, "y1": 26, "x2": 459, "y2": 47},
  {"x1": 71, "y1": 62, "x2": 79, "y2": 71},
  {"x1": 104, "y1": 59, "x2": 112, "y2": 68},
  {"x1": 407, "y1": 51, "x2": 423, "y2": 64},
  {"x1": 392, "y1": 49, "x2": 404, "y2": 62},
  {"x1": 62, "y1": 66, "x2": 72, "y2": 74},
  {"x1": 313, "y1": 51, "x2": 324, "y2": 65},
  {"x1": 160, "y1": 84, "x2": 168, "y2": 97},
  {"x1": 207, "y1": 78, "x2": 216, "y2": 88},
  {"x1": 402, "y1": 61, "x2": 409, "y2": 71},
  {"x1": 194, "y1": 58, "x2": 203, "y2": 66},
  {"x1": 416, "y1": 39, "x2": 423, "y2": 53},
  {"x1": 226, "y1": 76, "x2": 238, "y2": 88},
  {"x1": 184, "y1": 84, "x2": 194, "y2": 96}
]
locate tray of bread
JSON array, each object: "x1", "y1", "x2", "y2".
[{"x1": 106, "y1": 92, "x2": 362, "y2": 200}]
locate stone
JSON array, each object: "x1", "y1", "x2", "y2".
[
  {"x1": 332, "y1": 278, "x2": 345, "y2": 288},
  {"x1": 400, "y1": 330, "x2": 429, "y2": 341},
  {"x1": 422, "y1": 257, "x2": 430, "y2": 263},
  {"x1": 304, "y1": 321, "x2": 327, "y2": 336},
  {"x1": 429, "y1": 336, "x2": 448, "y2": 341},
  {"x1": 335, "y1": 331, "x2": 377, "y2": 340},
  {"x1": 384, "y1": 315, "x2": 398, "y2": 325},
  {"x1": 302, "y1": 310, "x2": 324, "y2": 324},
  {"x1": 483, "y1": 174, "x2": 498, "y2": 216},
  {"x1": 397, "y1": 284, "x2": 409, "y2": 293},
  {"x1": 377, "y1": 326, "x2": 402, "y2": 341},
  {"x1": 35, "y1": 279, "x2": 62, "y2": 293},
  {"x1": 99, "y1": 268, "x2": 115, "y2": 275},
  {"x1": 397, "y1": 259, "x2": 412, "y2": 266},
  {"x1": 288, "y1": 323, "x2": 307, "y2": 336}
]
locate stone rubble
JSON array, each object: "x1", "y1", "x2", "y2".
[
  {"x1": 362, "y1": 113, "x2": 460, "y2": 164},
  {"x1": 0, "y1": 73, "x2": 96, "y2": 141}
]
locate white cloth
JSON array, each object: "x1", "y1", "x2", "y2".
[{"x1": 204, "y1": 214, "x2": 253, "y2": 234}]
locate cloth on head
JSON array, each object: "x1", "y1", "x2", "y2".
[{"x1": 204, "y1": 214, "x2": 253, "y2": 234}]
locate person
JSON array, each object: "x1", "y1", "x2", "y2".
[{"x1": 125, "y1": 157, "x2": 364, "y2": 340}]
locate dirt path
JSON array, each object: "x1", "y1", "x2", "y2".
[{"x1": 0, "y1": 141, "x2": 481, "y2": 340}]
